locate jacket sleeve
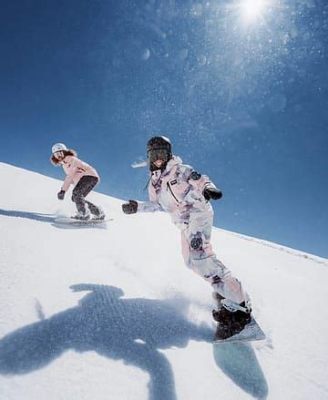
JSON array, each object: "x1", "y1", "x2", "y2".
[
  {"x1": 137, "y1": 179, "x2": 163, "y2": 212},
  {"x1": 185, "y1": 167, "x2": 217, "y2": 194},
  {"x1": 61, "y1": 174, "x2": 75, "y2": 192},
  {"x1": 178, "y1": 165, "x2": 218, "y2": 208},
  {"x1": 137, "y1": 201, "x2": 163, "y2": 212},
  {"x1": 136, "y1": 176, "x2": 163, "y2": 212},
  {"x1": 61, "y1": 157, "x2": 82, "y2": 191}
]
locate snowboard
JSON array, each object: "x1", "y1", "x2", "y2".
[
  {"x1": 214, "y1": 317, "x2": 266, "y2": 344},
  {"x1": 54, "y1": 216, "x2": 111, "y2": 226}
]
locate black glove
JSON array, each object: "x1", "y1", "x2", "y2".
[
  {"x1": 57, "y1": 190, "x2": 65, "y2": 200},
  {"x1": 122, "y1": 200, "x2": 138, "y2": 214},
  {"x1": 203, "y1": 187, "x2": 222, "y2": 201}
]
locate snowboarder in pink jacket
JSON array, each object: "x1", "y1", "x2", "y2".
[
  {"x1": 51, "y1": 143, "x2": 105, "y2": 220},
  {"x1": 122, "y1": 136, "x2": 252, "y2": 339}
]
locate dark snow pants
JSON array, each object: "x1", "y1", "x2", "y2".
[{"x1": 72, "y1": 176, "x2": 101, "y2": 216}]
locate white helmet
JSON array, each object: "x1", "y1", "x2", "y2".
[{"x1": 52, "y1": 143, "x2": 67, "y2": 154}]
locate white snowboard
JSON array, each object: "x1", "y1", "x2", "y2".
[{"x1": 54, "y1": 216, "x2": 111, "y2": 226}]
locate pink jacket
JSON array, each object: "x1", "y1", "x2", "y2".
[
  {"x1": 60, "y1": 155, "x2": 99, "y2": 192},
  {"x1": 138, "y1": 156, "x2": 218, "y2": 225}
]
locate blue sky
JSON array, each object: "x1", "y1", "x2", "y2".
[{"x1": 0, "y1": 0, "x2": 327, "y2": 257}]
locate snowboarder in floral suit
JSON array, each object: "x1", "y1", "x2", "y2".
[{"x1": 122, "y1": 136, "x2": 252, "y2": 339}]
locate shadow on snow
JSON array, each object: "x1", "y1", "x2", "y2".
[
  {"x1": 0, "y1": 209, "x2": 56, "y2": 223},
  {"x1": 0, "y1": 209, "x2": 106, "y2": 230},
  {"x1": 0, "y1": 287, "x2": 268, "y2": 399},
  {"x1": 213, "y1": 342, "x2": 268, "y2": 399}
]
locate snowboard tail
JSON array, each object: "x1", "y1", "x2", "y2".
[{"x1": 214, "y1": 317, "x2": 266, "y2": 344}]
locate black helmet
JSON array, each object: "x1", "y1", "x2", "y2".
[{"x1": 147, "y1": 136, "x2": 172, "y2": 171}]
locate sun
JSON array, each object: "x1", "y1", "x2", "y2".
[{"x1": 239, "y1": 0, "x2": 270, "y2": 24}]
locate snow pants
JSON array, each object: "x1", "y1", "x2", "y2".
[
  {"x1": 180, "y1": 210, "x2": 248, "y2": 306},
  {"x1": 72, "y1": 176, "x2": 102, "y2": 216}
]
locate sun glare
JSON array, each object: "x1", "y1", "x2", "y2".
[{"x1": 240, "y1": 0, "x2": 270, "y2": 24}]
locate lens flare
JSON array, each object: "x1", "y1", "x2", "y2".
[{"x1": 240, "y1": 0, "x2": 269, "y2": 23}]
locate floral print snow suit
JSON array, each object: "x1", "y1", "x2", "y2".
[{"x1": 137, "y1": 156, "x2": 249, "y2": 306}]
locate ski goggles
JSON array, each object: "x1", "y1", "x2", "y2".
[{"x1": 147, "y1": 148, "x2": 170, "y2": 164}]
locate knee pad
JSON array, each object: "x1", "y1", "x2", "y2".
[{"x1": 190, "y1": 233, "x2": 203, "y2": 250}]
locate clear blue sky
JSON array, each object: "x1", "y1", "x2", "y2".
[{"x1": 0, "y1": 0, "x2": 327, "y2": 257}]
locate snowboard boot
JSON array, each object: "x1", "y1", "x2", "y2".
[
  {"x1": 86, "y1": 202, "x2": 105, "y2": 220},
  {"x1": 91, "y1": 210, "x2": 105, "y2": 221},
  {"x1": 212, "y1": 296, "x2": 252, "y2": 340}
]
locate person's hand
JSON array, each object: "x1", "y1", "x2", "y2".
[
  {"x1": 203, "y1": 187, "x2": 222, "y2": 201},
  {"x1": 122, "y1": 200, "x2": 138, "y2": 214},
  {"x1": 57, "y1": 190, "x2": 65, "y2": 200}
]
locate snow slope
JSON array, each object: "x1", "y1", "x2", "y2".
[{"x1": 0, "y1": 162, "x2": 327, "y2": 400}]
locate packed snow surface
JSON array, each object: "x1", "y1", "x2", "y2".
[{"x1": 0, "y1": 162, "x2": 327, "y2": 400}]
